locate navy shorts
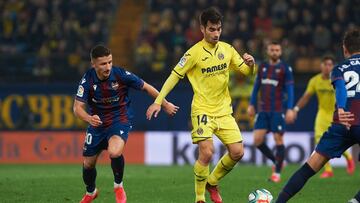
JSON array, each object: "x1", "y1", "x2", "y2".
[
  {"x1": 316, "y1": 124, "x2": 360, "y2": 159},
  {"x1": 254, "y1": 112, "x2": 285, "y2": 133},
  {"x1": 82, "y1": 123, "x2": 132, "y2": 156}
]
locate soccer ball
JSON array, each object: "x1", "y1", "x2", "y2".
[{"x1": 248, "y1": 189, "x2": 274, "y2": 203}]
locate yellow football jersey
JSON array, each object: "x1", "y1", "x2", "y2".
[
  {"x1": 305, "y1": 73, "x2": 335, "y2": 120},
  {"x1": 173, "y1": 39, "x2": 253, "y2": 117}
]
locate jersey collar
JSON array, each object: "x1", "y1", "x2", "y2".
[
  {"x1": 350, "y1": 53, "x2": 360, "y2": 59},
  {"x1": 92, "y1": 67, "x2": 115, "y2": 83},
  {"x1": 201, "y1": 39, "x2": 218, "y2": 49}
]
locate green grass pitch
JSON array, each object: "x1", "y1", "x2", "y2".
[{"x1": 0, "y1": 164, "x2": 358, "y2": 202}]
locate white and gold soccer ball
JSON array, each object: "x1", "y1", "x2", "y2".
[{"x1": 248, "y1": 188, "x2": 274, "y2": 203}]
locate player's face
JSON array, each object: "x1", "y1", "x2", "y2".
[
  {"x1": 92, "y1": 54, "x2": 113, "y2": 80},
  {"x1": 267, "y1": 44, "x2": 282, "y2": 61},
  {"x1": 320, "y1": 59, "x2": 334, "y2": 75},
  {"x1": 201, "y1": 21, "x2": 222, "y2": 45}
]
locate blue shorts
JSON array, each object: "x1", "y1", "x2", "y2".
[
  {"x1": 316, "y1": 124, "x2": 360, "y2": 159},
  {"x1": 82, "y1": 123, "x2": 132, "y2": 156},
  {"x1": 254, "y1": 112, "x2": 285, "y2": 133}
]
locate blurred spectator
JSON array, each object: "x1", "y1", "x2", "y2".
[
  {"x1": 0, "y1": 0, "x2": 119, "y2": 83},
  {"x1": 136, "y1": 0, "x2": 358, "y2": 83}
]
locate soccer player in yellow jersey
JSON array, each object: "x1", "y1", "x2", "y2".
[
  {"x1": 294, "y1": 56, "x2": 355, "y2": 178},
  {"x1": 146, "y1": 7, "x2": 255, "y2": 203}
]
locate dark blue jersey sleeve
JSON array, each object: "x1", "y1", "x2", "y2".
[
  {"x1": 331, "y1": 65, "x2": 344, "y2": 82},
  {"x1": 250, "y1": 70, "x2": 261, "y2": 106},
  {"x1": 334, "y1": 80, "x2": 347, "y2": 108},
  {"x1": 121, "y1": 70, "x2": 144, "y2": 90},
  {"x1": 285, "y1": 65, "x2": 294, "y2": 109},
  {"x1": 75, "y1": 74, "x2": 90, "y2": 103},
  {"x1": 331, "y1": 66, "x2": 347, "y2": 108},
  {"x1": 286, "y1": 83, "x2": 294, "y2": 109}
]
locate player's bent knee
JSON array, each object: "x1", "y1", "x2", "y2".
[
  {"x1": 108, "y1": 150, "x2": 123, "y2": 158},
  {"x1": 198, "y1": 149, "x2": 214, "y2": 164},
  {"x1": 254, "y1": 138, "x2": 264, "y2": 147},
  {"x1": 83, "y1": 160, "x2": 96, "y2": 169},
  {"x1": 230, "y1": 149, "x2": 244, "y2": 161}
]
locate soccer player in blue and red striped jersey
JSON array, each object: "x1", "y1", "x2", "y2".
[
  {"x1": 74, "y1": 45, "x2": 178, "y2": 203},
  {"x1": 247, "y1": 42, "x2": 295, "y2": 183},
  {"x1": 276, "y1": 29, "x2": 360, "y2": 202}
]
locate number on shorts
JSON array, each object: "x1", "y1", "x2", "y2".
[
  {"x1": 85, "y1": 133, "x2": 92, "y2": 145},
  {"x1": 197, "y1": 115, "x2": 207, "y2": 125},
  {"x1": 344, "y1": 71, "x2": 360, "y2": 97}
]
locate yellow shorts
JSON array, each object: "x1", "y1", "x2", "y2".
[{"x1": 191, "y1": 114, "x2": 242, "y2": 144}]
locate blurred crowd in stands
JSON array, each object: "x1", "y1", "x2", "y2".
[
  {"x1": 0, "y1": 0, "x2": 119, "y2": 83},
  {"x1": 0, "y1": 0, "x2": 358, "y2": 84},
  {"x1": 135, "y1": 0, "x2": 359, "y2": 81}
]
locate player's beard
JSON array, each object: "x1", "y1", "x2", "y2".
[
  {"x1": 270, "y1": 55, "x2": 280, "y2": 63},
  {"x1": 103, "y1": 70, "x2": 111, "y2": 78}
]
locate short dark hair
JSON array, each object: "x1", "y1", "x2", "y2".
[
  {"x1": 268, "y1": 41, "x2": 281, "y2": 46},
  {"x1": 199, "y1": 7, "x2": 223, "y2": 27},
  {"x1": 343, "y1": 29, "x2": 360, "y2": 54},
  {"x1": 321, "y1": 55, "x2": 335, "y2": 63},
  {"x1": 90, "y1": 44, "x2": 111, "y2": 60}
]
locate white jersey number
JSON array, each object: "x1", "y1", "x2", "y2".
[{"x1": 344, "y1": 71, "x2": 360, "y2": 97}]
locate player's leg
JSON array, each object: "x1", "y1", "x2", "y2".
[
  {"x1": 191, "y1": 115, "x2": 215, "y2": 203},
  {"x1": 254, "y1": 112, "x2": 276, "y2": 164},
  {"x1": 81, "y1": 129, "x2": 105, "y2": 203},
  {"x1": 276, "y1": 124, "x2": 354, "y2": 202},
  {"x1": 107, "y1": 125, "x2": 130, "y2": 203},
  {"x1": 195, "y1": 140, "x2": 213, "y2": 203},
  {"x1": 342, "y1": 150, "x2": 355, "y2": 175},
  {"x1": 276, "y1": 152, "x2": 328, "y2": 203},
  {"x1": 314, "y1": 121, "x2": 334, "y2": 178},
  {"x1": 206, "y1": 115, "x2": 243, "y2": 203},
  {"x1": 108, "y1": 135, "x2": 126, "y2": 185},
  {"x1": 81, "y1": 154, "x2": 101, "y2": 203},
  {"x1": 315, "y1": 133, "x2": 334, "y2": 178},
  {"x1": 269, "y1": 112, "x2": 286, "y2": 182},
  {"x1": 208, "y1": 142, "x2": 244, "y2": 186},
  {"x1": 271, "y1": 132, "x2": 284, "y2": 182}
]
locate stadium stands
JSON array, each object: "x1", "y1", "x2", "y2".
[
  {"x1": 0, "y1": 0, "x2": 120, "y2": 83},
  {"x1": 135, "y1": 0, "x2": 359, "y2": 82}
]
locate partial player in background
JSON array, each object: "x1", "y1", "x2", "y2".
[
  {"x1": 247, "y1": 42, "x2": 295, "y2": 183},
  {"x1": 294, "y1": 56, "x2": 355, "y2": 178},
  {"x1": 73, "y1": 45, "x2": 178, "y2": 203},
  {"x1": 276, "y1": 29, "x2": 360, "y2": 203},
  {"x1": 146, "y1": 7, "x2": 255, "y2": 203}
]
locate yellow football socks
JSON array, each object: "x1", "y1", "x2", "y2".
[
  {"x1": 194, "y1": 161, "x2": 209, "y2": 202},
  {"x1": 208, "y1": 153, "x2": 237, "y2": 186},
  {"x1": 324, "y1": 162, "x2": 333, "y2": 172},
  {"x1": 343, "y1": 150, "x2": 352, "y2": 160}
]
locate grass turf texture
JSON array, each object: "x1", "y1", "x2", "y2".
[{"x1": 0, "y1": 164, "x2": 358, "y2": 203}]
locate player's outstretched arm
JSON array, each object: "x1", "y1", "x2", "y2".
[
  {"x1": 73, "y1": 99, "x2": 102, "y2": 127},
  {"x1": 293, "y1": 92, "x2": 312, "y2": 119},
  {"x1": 142, "y1": 81, "x2": 179, "y2": 117},
  {"x1": 146, "y1": 73, "x2": 180, "y2": 120}
]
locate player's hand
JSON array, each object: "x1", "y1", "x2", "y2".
[
  {"x1": 293, "y1": 110, "x2": 298, "y2": 121},
  {"x1": 247, "y1": 105, "x2": 256, "y2": 117},
  {"x1": 243, "y1": 53, "x2": 255, "y2": 67},
  {"x1": 146, "y1": 103, "x2": 161, "y2": 120},
  {"x1": 162, "y1": 101, "x2": 179, "y2": 116},
  {"x1": 338, "y1": 108, "x2": 354, "y2": 129},
  {"x1": 285, "y1": 109, "x2": 296, "y2": 124},
  {"x1": 89, "y1": 115, "x2": 102, "y2": 127}
]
